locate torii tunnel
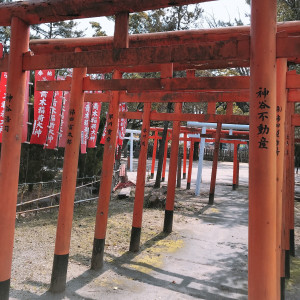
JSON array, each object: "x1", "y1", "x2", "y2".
[{"x1": 0, "y1": 0, "x2": 300, "y2": 299}]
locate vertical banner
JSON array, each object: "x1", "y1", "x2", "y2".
[
  {"x1": 118, "y1": 103, "x2": 128, "y2": 147},
  {"x1": 21, "y1": 71, "x2": 30, "y2": 143},
  {"x1": 80, "y1": 101, "x2": 92, "y2": 154},
  {"x1": 30, "y1": 69, "x2": 55, "y2": 145},
  {"x1": 46, "y1": 90, "x2": 63, "y2": 149},
  {"x1": 0, "y1": 42, "x2": 3, "y2": 141},
  {"x1": 100, "y1": 112, "x2": 108, "y2": 145},
  {"x1": 100, "y1": 103, "x2": 127, "y2": 145},
  {"x1": 58, "y1": 90, "x2": 70, "y2": 148},
  {"x1": 0, "y1": 72, "x2": 7, "y2": 142},
  {"x1": 87, "y1": 102, "x2": 102, "y2": 148},
  {"x1": 46, "y1": 76, "x2": 64, "y2": 149}
]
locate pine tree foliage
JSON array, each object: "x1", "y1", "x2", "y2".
[
  {"x1": 127, "y1": 5, "x2": 203, "y2": 33},
  {"x1": 89, "y1": 21, "x2": 107, "y2": 37},
  {"x1": 31, "y1": 21, "x2": 85, "y2": 39},
  {"x1": 0, "y1": 0, "x2": 12, "y2": 53},
  {"x1": 245, "y1": 0, "x2": 300, "y2": 22}
]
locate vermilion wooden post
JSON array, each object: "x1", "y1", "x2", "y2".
[
  {"x1": 161, "y1": 132, "x2": 169, "y2": 182},
  {"x1": 226, "y1": 102, "x2": 233, "y2": 116},
  {"x1": 276, "y1": 58, "x2": 287, "y2": 297},
  {"x1": 208, "y1": 122, "x2": 222, "y2": 205},
  {"x1": 185, "y1": 69, "x2": 196, "y2": 190},
  {"x1": 285, "y1": 104, "x2": 296, "y2": 279},
  {"x1": 0, "y1": 17, "x2": 29, "y2": 300},
  {"x1": 183, "y1": 132, "x2": 187, "y2": 179},
  {"x1": 50, "y1": 55, "x2": 87, "y2": 292},
  {"x1": 289, "y1": 105, "x2": 295, "y2": 258},
  {"x1": 232, "y1": 141, "x2": 238, "y2": 190},
  {"x1": 177, "y1": 153, "x2": 182, "y2": 188},
  {"x1": 207, "y1": 102, "x2": 215, "y2": 115},
  {"x1": 129, "y1": 103, "x2": 151, "y2": 252},
  {"x1": 187, "y1": 139, "x2": 194, "y2": 190},
  {"x1": 284, "y1": 102, "x2": 292, "y2": 279},
  {"x1": 159, "y1": 64, "x2": 173, "y2": 184},
  {"x1": 151, "y1": 129, "x2": 158, "y2": 179},
  {"x1": 281, "y1": 143, "x2": 287, "y2": 284},
  {"x1": 91, "y1": 71, "x2": 121, "y2": 270},
  {"x1": 113, "y1": 12, "x2": 129, "y2": 48},
  {"x1": 163, "y1": 102, "x2": 182, "y2": 233},
  {"x1": 236, "y1": 159, "x2": 239, "y2": 187},
  {"x1": 249, "y1": 0, "x2": 277, "y2": 299},
  {"x1": 91, "y1": 12, "x2": 128, "y2": 270}
]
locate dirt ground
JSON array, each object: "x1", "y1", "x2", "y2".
[{"x1": 8, "y1": 159, "x2": 300, "y2": 299}]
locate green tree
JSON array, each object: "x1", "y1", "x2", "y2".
[
  {"x1": 89, "y1": 21, "x2": 107, "y2": 37},
  {"x1": 19, "y1": 145, "x2": 63, "y2": 192},
  {"x1": 77, "y1": 112, "x2": 106, "y2": 182},
  {"x1": 31, "y1": 21, "x2": 85, "y2": 39},
  {"x1": 0, "y1": 0, "x2": 12, "y2": 52},
  {"x1": 245, "y1": 0, "x2": 300, "y2": 21},
  {"x1": 127, "y1": 5, "x2": 203, "y2": 34}
]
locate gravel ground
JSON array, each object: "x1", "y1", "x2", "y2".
[{"x1": 11, "y1": 183, "x2": 207, "y2": 298}]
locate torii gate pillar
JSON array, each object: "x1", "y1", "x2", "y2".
[
  {"x1": 249, "y1": 0, "x2": 278, "y2": 299},
  {"x1": 276, "y1": 58, "x2": 287, "y2": 298},
  {"x1": 50, "y1": 60, "x2": 87, "y2": 293},
  {"x1": 0, "y1": 17, "x2": 30, "y2": 300}
]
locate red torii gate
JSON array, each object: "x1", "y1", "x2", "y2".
[
  {"x1": 38, "y1": 68, "x2": 253, "y2": 225},
  {"x1": 146, "y1": 126, "x2": 248, "y2": 182},
  {"x1": 0, "y1": 0, "x2": 299, "y2": 299},
  {"x1": 33, "y1": 66, "x2": 298, "y2": 297},
  {"x1": 142, "y1": 114, "x2": 248, "y2": 194}
]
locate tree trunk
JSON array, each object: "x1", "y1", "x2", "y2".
[
  {"x1": 28, "y1": 183, "x2": 34, "y2": 192},
  {"x1": 193, "y1": 141, "x2": 199, "y2": 160}
]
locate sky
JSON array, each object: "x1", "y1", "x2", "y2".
[{"x1": 77, "y1": 0, "x2": 250, "y2": 37}]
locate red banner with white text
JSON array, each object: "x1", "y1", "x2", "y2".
[
  {"x1": 0, "y1": 72, "x2": 7, "y2": 142},
  {"x1": 46, "y1": 75, "x2": 64, "y2": 149},
  {"x1": 46, "y1": 90, "x2": 63, "y2": 149},
  {"x1": 80, "y1": 102, "x2": 92, "y2": 154},
  {"x1": 58, "y1": 90, "x2": 70, "y2": 148},
  {"x1": 118, "y1": 103, "x2": 128, "y2": 146},
  {"x1": 22, "y1": 71, "x2": 30, "y2": 143},
  {"x1": 100, "y1": 112, "x2": 108, "y2": 145},
  {"x1": 87, "y1": 102, "x2": 102, "y2": 148},
  {"x1": 100, "y1": 103, "x2": 127, "y2": 146},
  {"x1": 30, "y1": 70, "x2": 55, "y2": 145}
]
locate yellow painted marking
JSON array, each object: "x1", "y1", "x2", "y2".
[
  {"x1": 129, "y1": 239, "x2": 184, "y2": 274},
  {"x1": 205, "y1": 207, "x2": 220, "y2": 214}
]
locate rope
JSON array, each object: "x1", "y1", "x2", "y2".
[
  {"x1": 18, "y1": 175, "x2": 100, "y2": 187},
  {"x1": 16, "y1": 196, "x2": 99, "y2": 215},
  {"x1": 17, "y1": 179, "x2": 100, "y2": 207}
]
